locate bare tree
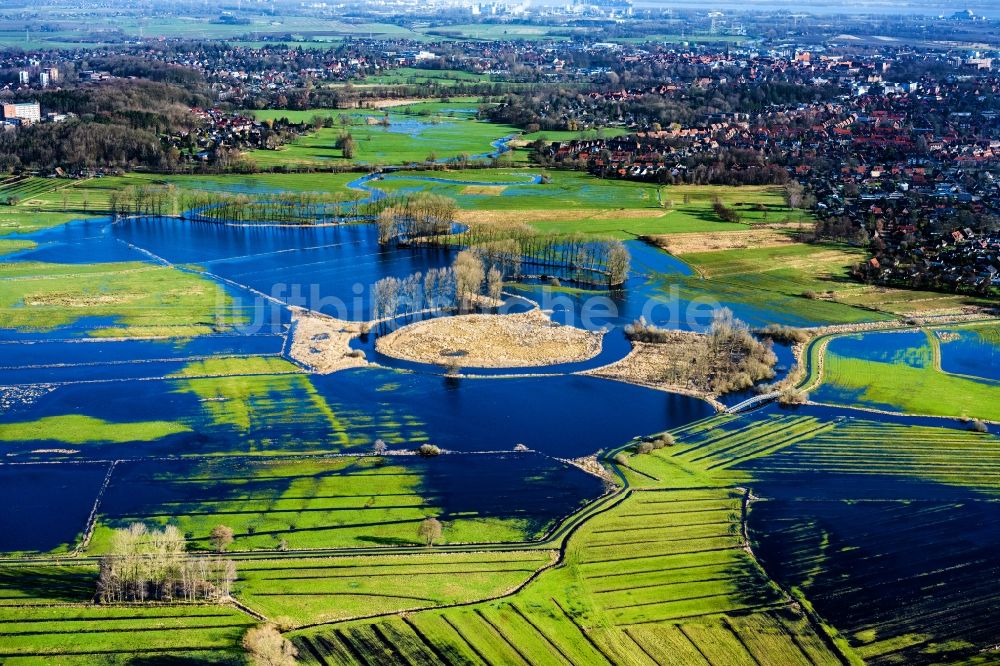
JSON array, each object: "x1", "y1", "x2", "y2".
[
  {"x1": 417, "y1": 517, "x2": 443, "y2": 546},
  {"x1": 453, "y1": 250, "x2": 485, "y2": 310},
  {"x1": 486, "y1": 265, "x2": 503, "y2": 305},
  {"x1": 210, "y1": 525, "x2": 235, "y2": 553}
]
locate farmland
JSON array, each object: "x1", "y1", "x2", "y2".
[
  {"x1": 624, "y1": 410, "x2": 1000, "y2": 664},
  {"x1": 290, "y1": 442, "x2": 849, "y2": 666},
  {"x1": 0, "y1": 562, "x2": 254, "y2": 664}
]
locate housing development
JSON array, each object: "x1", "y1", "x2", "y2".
[{"x1": 0, "y1": 0, "x2": 997, "y2": 664}]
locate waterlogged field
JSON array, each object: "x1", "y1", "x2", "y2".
[
  {"x1": 87, "y1": 453, "x2": 603, "y2": 552},
  {"x1": 812, "y1": 328, "x2": 1000, "y2": 420},
  {"x1": 5, "y1": 172, "x2": 368, "y2": 214},
  {"x1": 292, "y1": 481, "x2": 843, "y2": 666},
  {"x1": 655, "y1": 409, "x2": 1000, "y2": 665},
  {"x1": 0, "y1": 260, "x2": 245, "y2": 338},
  {"x1": 935, "y1": 321, "x2": 1000, "y2": 381}
]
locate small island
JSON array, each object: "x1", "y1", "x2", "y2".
[{"x1": 375, "y1": 309, "x2": 604, "y2": 368}]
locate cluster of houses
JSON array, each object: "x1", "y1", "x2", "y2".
[{"x1": 164, "y1": 108, "x2": 300, "y2": 163}]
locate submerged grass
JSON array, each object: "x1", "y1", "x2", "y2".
[
  {"x1": 0, "y1": 261, "x2": 245, "y2": 337},
  {"x1": 0, "y1": 415, "x2": 190, "y2": 445}
]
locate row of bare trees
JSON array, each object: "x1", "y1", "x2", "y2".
[
  {"x1": 96, "y1": 523, "x2": 236, "y2": 604},
  {"x1": 376, "y1": 192, "x2": 458, "y2": 244},
  {"x1": 108, "y1": 184, "x2": 180, "y2": 218},
  {"x1": 447, "y1": 224, "x2": 630, "y2": 287},
  {"x1": 108, "y1": 185, "x2": 378, "y2": 223},
  {"x1": 178, "y1": 190, "x2": 371, "y2": 224}
]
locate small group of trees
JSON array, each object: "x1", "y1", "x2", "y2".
[
  {"x1": 376, "y1": 192, "x2": 457, "y2": 245},
  {"x1": 335, "y1": 132, "x2": 355, "y2": 159},
  {"x1": 96, "y1": 523, "x2": 236, "y2": 604},
  {"x1": 635, "y1": 433, "x2": 675, "y2": 454},
  {"x1": 177, "y1": 190, "x2": 368, "y2": 225},
  {"x1": 623, "y1": 309, "x2": 778, "y2": 396},
  {"x1": 371, "y1": 267, "x2": 456, "y2": 322},
  {"x1": 712, "y1": 197, "x2": 742, "y2": 224},
  {"x1": 109, "y1": 184, "x2": 179, "y2": 218},
  {"x1": 446, "y1": 223, "x2": 630, "y2": 287},
  {"x1": 371, "y1": 251, "x2": 505, "y2": 322},
  {"x1": 705, "y1": 309, "x2": 777, "y2": 394}
]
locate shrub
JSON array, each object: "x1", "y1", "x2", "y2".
[
  {"x1": 972, "y1": 418, "x2": 989, "y2": 433},
  {"x1": 778, "y1": 387, "x2": 809, "y2": 405},
  {"x1": 755, "y1": 324, "x2": 811, "y2": 344},
  {"x1": 654, "y1": 433, "x2": 675, "y2": 448},
  {"x1": 613, "y1": 453, "x2": 628, "y2": 466},
  {"x1": 242, "y1": 624, "x2": 298, "y2": 666},
  {"x1": 624, "y1": 317, "x2": 672, "y2": 343},
  {"x1": 636, "y1": 441, "x2": 655, "y2": 454},
  {"x1": 802, "y1": 290, "x2": 819, "y2": 300},
  {"x1": 418, "y1": 443, "x2": 442, "y2": 456}
]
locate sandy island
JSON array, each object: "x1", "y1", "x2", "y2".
[
  {"x1": 289, "y1": 309, "x2": 368, "y2": 373},
  {"x1": 375, "y1": 309, "x2": 603, "y2": 368}
]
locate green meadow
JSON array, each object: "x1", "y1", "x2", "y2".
[
  {"x1": 246, "y1": 106, "x2": 520, "y2": 167},
  {"x1": 0, "y1": 415, "x2": 190, "y2": 445},
  {"x1": 237, "y1": 551, "x2": 554, "y2": 626},
  {"x1": 0, "y1": 562, "x2": 253, "y2": 664}
]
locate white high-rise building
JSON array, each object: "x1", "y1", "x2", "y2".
[{"x1": 2, "y1": 102, "x2": 42, "y2": 124}]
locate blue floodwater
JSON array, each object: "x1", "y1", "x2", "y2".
[
  {"x1": 938, "y1": 328, "x2": 1000, "y2": 382},
  {"x1": 0, "y1": 463, "x2": 110, "y2": 552},
  {"x1": 0, "y1": 367, "x2": 715, "y2": 461},
  {"x1": 824, "y1": 329, "x2": 933, "y2": 368}
]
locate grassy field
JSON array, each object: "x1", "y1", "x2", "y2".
[
  {"x1": 0, "y1": 563, "x2": 252, "y2": 664},
  {"x1": 246, "y1": 107, "x2": 519, "y2": 167},
  {"x1": 667, "y1": 242, "x2": 895, "y2": 326},
  {"x1": 0, "y1": 239, "x2": 35, "y2": 256},
  {"x1": 237, "y1": 551, "x2": 554, "y2": 626},
  {"x1": 0, "y1": 260, "x2": 245, "y2": 337},
  {"x1": 416, "y1": 23, "x2": 585, "y2": 41},
  {"x1": 0, "y1": 415, "x2": 190, "y2": 445}
]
